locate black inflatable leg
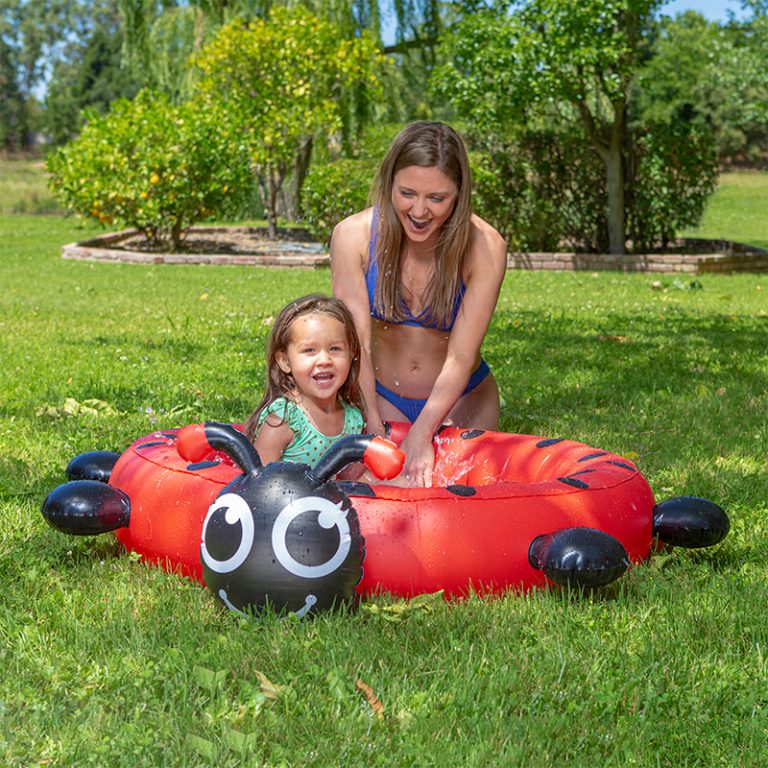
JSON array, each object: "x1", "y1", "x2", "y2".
[
  {"x1": 529, "y1": 527, "x2": 630, "y2": 588},
  {"x1": 66, "y1": 451, "x2": 122, "y2": 483},
  {"x1": 652, "y1": 496, "x2": 730, "y2": 548},
  {"x1": 41, "y1": 480, "x2": 130, "y2": 536}
]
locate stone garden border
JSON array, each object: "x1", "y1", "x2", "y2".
[
  {"x1": 62, "y1": 227, "x2": 768, "y2": 273},
  {"x1": 62, "y1": 227, "x2": 329, "y2": 268}
]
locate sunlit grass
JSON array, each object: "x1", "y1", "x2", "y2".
[
  {"x1": 681, "y1": 170, "x2": 768, "y2": 249},
  {"x1": 1, "y1": 214, "x2": 766, "y2": 766},
  {"x1": 0, "y1": 157, "x2": 62, "y2": 215}
]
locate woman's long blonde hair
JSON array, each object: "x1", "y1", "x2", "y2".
[
  {"x1": 245, "y1": 294, "x2": 364, "y2": 440},
  {"x1": 370, "y1": 121, "x2": 473, "y2": 330}
]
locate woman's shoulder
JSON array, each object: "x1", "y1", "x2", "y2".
[
  {"x1": 462, "y1": 214, "x2": 507, "y2": 282},
  {"x1": 467, "y1": 214, "x2": 507, "y2": 261},
  {"x1": 330, "y1": 207, "x2": 376, "y2": 272},
  {"x1": 469, "y1": 213, "x2": 506, "y2": 252},
  {"x1": 331, "y1": 206, "x2": 375, "y2": 243}
]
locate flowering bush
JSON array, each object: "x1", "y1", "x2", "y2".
[{"x1": 47, "y1": 90, "x2": 254, "y2": 250}]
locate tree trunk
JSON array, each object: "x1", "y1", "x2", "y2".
[
  {"x1": 291, "y1": 136, "x2": 313, "y2": 219},
  {"x1": 604, "y1": 142, "x2": 625, "y2": 256},
  {"x1": 589, "y1": 104, "x2": 626, "y2": 256},
  {"x1": 266, "y1": 169, "x2": 278, "y2": 239}
]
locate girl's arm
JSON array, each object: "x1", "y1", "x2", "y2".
[
  {"x1": 330, "y1": 209, "x2": 386, "y2": 437},
  {"x1": 400, "y1": 218, "x2": 507, "y2": 486},
  {"x1": 252, "y1": 415, "x2": 295, "y2": 464}
]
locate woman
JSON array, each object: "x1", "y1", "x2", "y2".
[{"x1": 330, "y1": 121, "x2": 507, "y2": 487}]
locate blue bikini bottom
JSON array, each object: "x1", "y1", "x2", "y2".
[{"x1": 375, "y1": 359, "x2": 491, "y2": 423}]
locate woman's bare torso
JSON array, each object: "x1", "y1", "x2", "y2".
[{"x1": 371, "y1": 320, "x2": 451, "y2": 400}]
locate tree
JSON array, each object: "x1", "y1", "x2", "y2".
[
  {"x1": 47, "y1": 90, "x2": 254, "y2": 249},
  {"x1": 435, "y1": 0, "x2": 662, "y2": 255},
  {"x1": 43, "y1": 2, "x2": 138, "y2": 144},
  {"x1": 0, "y1": 0, "x2": 88, "y2": 148},
  {"x1": 634, "y1": 10, "x2": 768, "y2": 165},
  {"x1": 0, "y1": 36, "x2": 23, "y2": 149},
  {"x1": 193, "y1": 6, "x2": 381, "y2": 237}
]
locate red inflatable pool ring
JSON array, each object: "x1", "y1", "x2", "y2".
[
  {"x1": 351, "y1": 422, "x2": 655, "y2": 596},
  {"x1": 41, "y1": 421, "x2": 730, "y2": 611}
]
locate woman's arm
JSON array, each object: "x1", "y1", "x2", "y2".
[
  {"x1": 401, "y1": 217, "x2": 507, "y2": 486},
  {"x1": 330, "y1": 209, "x2": 386, "y2": 436}
]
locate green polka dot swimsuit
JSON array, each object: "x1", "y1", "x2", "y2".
[{"x1": 257, "y1": 397, "x2": 364, "y2": 468}]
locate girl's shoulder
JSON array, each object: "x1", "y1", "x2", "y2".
[
  {"x1": 259, "y1": 397, "x2": 306, "y2": 432},
  {"x1": 341, "y1": 399, "x2": 365, "y2": 432}
]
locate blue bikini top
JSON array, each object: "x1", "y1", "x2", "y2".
[{"x1": 365, "y1": 208, "x2": 465, "y2": 333}]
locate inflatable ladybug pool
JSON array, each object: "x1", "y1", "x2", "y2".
[{"x1": 41, "y1": 421, "x2": 729, "y2": 616}]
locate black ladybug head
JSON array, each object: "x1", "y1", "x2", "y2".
[
  {"x1": 179, "y1": 425, "x2": 397, "y2": 617},
  {"x1": 200, "y1": 461, "x2": 365, "y2": 617}
]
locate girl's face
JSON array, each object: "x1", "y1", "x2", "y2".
[
  {"x1": 391, "y1": 165, "x2": 459, "y2": 245},
  {"x1": 277, "y1": 313, "x2": 353, "y2": 406}
]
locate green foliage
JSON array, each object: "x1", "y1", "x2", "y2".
[
  {"x1": 0, "y1": 36, "x2": 24, "y2": 150},
  {"x1": 43, "y1": 15, "x2": 138, "y2": 145},
  {"x1": 627, "y1": 122, "x2": 719, "y2": 250},
  {"x1": 635, "y1": 11, "x2": 768, "y2": 165},
  {"x1": 301, "y1": 157, "x2": 377, "y2": 243},
  {"x1": 301, "y1": 124, "x2": 397, "y2": 241},
  {"x1": 192, "y1": 5, "x2": 382, "y2": 235},
  {"x1": 470, "y1": 130, "x2": 607, "y2": 252},
  {"x1": 46, "y1": 90, "x2": 254, "y2": 250},
  {"x1": 436, "y1": 0, "x2": 719, "y2": 254},
  {"x1": 1, "y1": 0, "x2": 105, "y2": 149},
  {"x1": 469, "y1": 118, "x2": 717, "y2": 254},
  {"x1": 435, "y1": 0, "x2": 666, "y2": 254},
  {"x1": 1, "y1": 215, "x2": 767, "y2": 766}
]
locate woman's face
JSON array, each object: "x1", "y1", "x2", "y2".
[{"x1": 391, "y1": 165, "x2": 459, "y2": 245}]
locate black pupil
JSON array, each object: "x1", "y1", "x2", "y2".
[{"x1": 205, "y1": 504, "x2": 244, "y2": 562}]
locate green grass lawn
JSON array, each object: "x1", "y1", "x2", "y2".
[
  {"x1": 682, "y1": 171, "x2": 768, "y2": 250},
  {"x1": 0, "y1": 157, "x2": 63, "y2": 215},
  {"x1": 1, "y1": 212, "x2": 766, "y2": 767}
]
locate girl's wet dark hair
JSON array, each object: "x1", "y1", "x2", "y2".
[{"x1": 245, "y1": 294, "x2": 364, "y2": 441}]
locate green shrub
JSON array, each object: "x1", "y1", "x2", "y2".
[
  {"x1": 471, "y1": 122, "x2": 718, "y2": 253},
  {"x1": 471, "y1": 130, "x2": 607, "y2": 253},
  {"x1": 626, "y1": 122, "x2": 719, "y2": 250},
  {"x1": 301, "y1": 157, "x2": 377, "y2": 243},
  {"x1": 46, "y1": 90, "x2": 254, "y2": 250}
]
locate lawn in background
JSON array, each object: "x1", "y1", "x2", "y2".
[
  {"x1": 682, "y1": 170, "x2": 768, "y2": 250},
  {"x1": 0, "y1": 157, "x2": 62, "y2": 215},
  {"x1": 1, "y1": 211, "x2": 765, "y2": 766}
]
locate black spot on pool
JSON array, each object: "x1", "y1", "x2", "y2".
[
  {"x1": 537, "y1": 438, "x2": 564, "y2": 448},
  {"x1": 558, "y1": 476, "x2": 590, "y2": 489}
]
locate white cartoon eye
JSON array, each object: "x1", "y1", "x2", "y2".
[
  {"x1": 201, "y1": 493, "x2": 255, "y2": 574},
  {"x1": 271, "y1": 496, "x2": 351, "y2": 579}
]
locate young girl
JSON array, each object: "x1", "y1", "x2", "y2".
[{"x1": 245, "y1": 294, "x2": 365, "y2": 468}]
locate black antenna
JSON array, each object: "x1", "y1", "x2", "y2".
[
  {"x1": 312, "y1": 434, "x2": 374, "y2": 484},
  {"x1": 203, "y1": 422, "x2": 262, "y2": 474}
]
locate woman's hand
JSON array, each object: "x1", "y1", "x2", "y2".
[
  {"x1": 365, "y1": 413, "x2": 387, "y2": 438},
  {"x1": 398, "y1": 428, "x2": 435, "y2": 487}
]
